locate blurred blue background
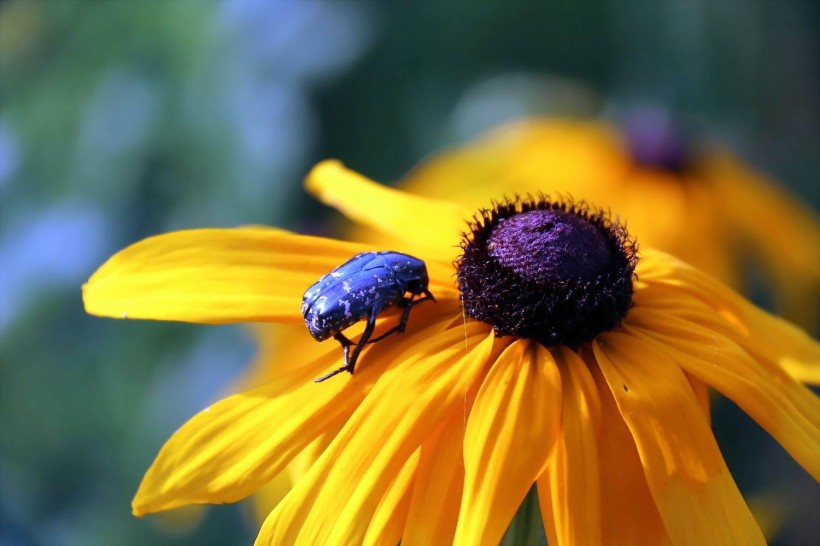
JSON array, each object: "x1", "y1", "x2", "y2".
[{"x1": 1, "y1": 1, "x2": 817, "y2": 545}]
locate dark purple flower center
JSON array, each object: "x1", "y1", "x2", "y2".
[
  {"x1": 488, "y1": 210, "x2": 614, "y2": 286},
  {"x1": 457, "y1": 197, "x2": 637, "y2": 348}
]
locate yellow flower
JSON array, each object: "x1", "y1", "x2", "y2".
[
  {"x1": 83, "y1": 161, "x2": 820, "y2": 545},
  {"x1": 395, "y1": 118, "x2": 820, "y2": 334}
]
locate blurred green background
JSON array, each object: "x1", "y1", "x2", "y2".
[{"x1": 1, "y1": 1, "x2": 817, "y2": 545}]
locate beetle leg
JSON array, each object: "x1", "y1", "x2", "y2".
[
  {"x1": 395, "y1": 296, "x2": 415, "y2": 334},
  {"x1": 314, "y1": 333, "x2": 356, "y2": 383},
  {"x1": 334, "y1": 332, "x2": 357, "y2": 347},
  {"x1": 366, "y1": 291, "x2": 436, "y2": 344},
  {"x1": 346, "y1": 310, "x2": 378, "y2": 373},
  {"x1": 366, "y1": 297, "x2": 412, "y2": 344},
  {"x1": 335, "y1": 332, "x2": 356, "y2": 365},
  {"x1": 315, "y1": 312, "x2": 379, "y2": 382}
]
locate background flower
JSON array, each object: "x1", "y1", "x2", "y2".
[{"x1": 2, "y1": 1, "x2": 818, "y2": 545}]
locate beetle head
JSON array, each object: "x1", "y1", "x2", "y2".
[
  {"x1": 389, "y1": 255, "x2": 433, "y2": 299},
  {"x1": 406, "y1": 279, "x2": 435, "y2": 302}
]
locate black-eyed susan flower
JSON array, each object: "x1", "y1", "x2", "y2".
[
  {"x1": 395, "y1": 116, "x2": 820, "y2": 336},
  {"x1": 83, "y1": 161, "x2": 820, "y2": 545}
]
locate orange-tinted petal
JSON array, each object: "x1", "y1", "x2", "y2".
[
  {"x1": 687, "y1": 373, "x2": 711, "y2": 422},
  {"x1": 589, "y1": 357, "x2": 672, "y2": 546},
  {"x1": 83, "y1": 227, "x2": 370, "y2": 324},
  {"x1": 594, "y1": 333, "x2": 766, "y2": 546},
  {"x1": 257, "y1": 323, "x2": 496, "y2": 546},
  {"x1": 454, "y1": 340, "x2": 562, "y2": 546},
  {"x1": 636, "y1": 248, "x2": 820, "y2": 385},
  {"x1": 305, "y1": 160, "x2": 470, "y2": 261},
  {"x1": 537, "y1": 346, "x2": 602, "y2": 546},
  {"x1": 627, "y1": 309, "x2": 820, "y2": 480}
]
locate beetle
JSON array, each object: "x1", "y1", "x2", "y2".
[{"x1": 302, "y1": 251, "x2": 436, "y2": 382}]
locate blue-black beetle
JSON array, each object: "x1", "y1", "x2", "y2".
[{"x1": 302, "y1": 251, "x2": 435, "y2": 382}]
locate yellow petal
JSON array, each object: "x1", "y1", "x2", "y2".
[
  {"x1": 402, "y1": 408, "x2": 470, "y2": 546},
  {"x1": 83, "y1": 227, "x2": 369, "y2": 324},
  {"x1": 363, "y1": 450, "x2": 418, "y2": 546},
  {"x1": 305, "y1": 160, "x2": 470, "y2": 260},
  {"x1": 594, "y1": 333, "x2": 766, "y2": 546},
  {"x1": 627, "y1": 309, "x2": 820, "y2": 479},
  {"x1": 589, "y1": 358, "x2": 672, "y2": 546},
  {"x1": 256, "y1": 323, "x2": 496, "y2": 546},
  {"x1": 454, "y1": 340, "x2": 562, "y2": 546},
  {"x1": 637, "y1": 248, "x2": 820, "y2": 385},
  {"x1": 537, "y1": 346, "x2": 602, "y2": 546},
  {"x1": 133, "y1": 348, "x2": 368, "y2": 516},
  {"x1": 248, "y1": 308, "x2": 465, "y2": 524},
  {"x1": 250, "y1": 429, "x2": 338, "y2": 522}
]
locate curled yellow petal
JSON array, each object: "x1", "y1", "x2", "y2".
[{"x1": 306, "y1": 160, "x2": 470, "y2": 261}]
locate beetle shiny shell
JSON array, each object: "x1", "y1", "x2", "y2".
[{"x1": 302, "y1": 251, "x2": 435, "y2": 382}]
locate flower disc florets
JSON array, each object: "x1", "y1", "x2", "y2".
[{"x1": 457, "y1": 196, "x2": 638, "y2": 347}]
